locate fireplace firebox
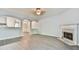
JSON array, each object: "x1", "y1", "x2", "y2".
[{"x1": 63, "y1": 32, "x2": 73, "y2": 41}]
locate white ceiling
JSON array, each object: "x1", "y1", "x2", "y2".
[{"x1": 0, "y1": 8, "x2": 70, "y2": 21}]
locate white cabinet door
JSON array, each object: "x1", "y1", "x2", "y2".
[{"x1": 7, "y1": 17, "x2": 16, "y2": 27}]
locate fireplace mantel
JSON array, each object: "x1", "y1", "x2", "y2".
[{"x1": 60, "y1": 24, "x2": 79, "y2": 46}]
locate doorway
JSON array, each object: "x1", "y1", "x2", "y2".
[{"x1": 22, "y1": 20, "x2": 31, "y2": 33}]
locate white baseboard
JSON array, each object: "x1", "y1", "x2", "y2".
[{"x1": 39, "y1": 33, "x2": 59, "y2": 38}]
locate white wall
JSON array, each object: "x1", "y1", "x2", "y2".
[
  {"x1": 31, "y1": 21, "x2": 40, "y2": 34},
  {"x1": 39, "y1": 9, "x2": 79, "y2": 37},
  {"x1": 32, "y1": 21, "x2": 39, "y2": 29},
  {"x1": 39, "y1": 16, "x2": 61, "y2": 37},
  {"x1": 60, "y1": 9, "x2": 79, "y2": 24}
]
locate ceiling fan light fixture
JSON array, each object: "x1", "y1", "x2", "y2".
[{"x1": 33, "y1": 8, "x2": 45, "y2": 16}]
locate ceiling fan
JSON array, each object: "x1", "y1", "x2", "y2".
[{"x1": 33, "y1": 8, "x2": 45, "y2": 16}]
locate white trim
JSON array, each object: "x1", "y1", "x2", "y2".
[{"x1": 0, "y1": 35, "x2": 22, "y2": 40}]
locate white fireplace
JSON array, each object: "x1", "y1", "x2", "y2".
[{"x1": 60, "y1": 24, "x2": 79, "y2": 46}]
